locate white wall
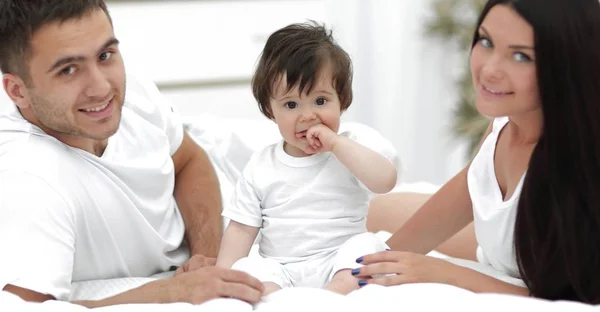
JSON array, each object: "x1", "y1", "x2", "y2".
[
  {"x1": 0, "y1": 0, "x2": 469, "y2": 185},
  {"x1": 324, "y1": 0, "x2": 469, "y2": 184},
  {"x1": 110, "y1": 0, "x2": 328, "y2": 121}
]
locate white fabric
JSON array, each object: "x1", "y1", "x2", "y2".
[
  {"x1": 468, "y1": 117, "x2": 526, "y2": 280},
  {"x1": 6, "y1": 283, "x2": 600, "y2": 312},
  {"x1": 3, "y1": 233, "x2": 596, "y2": 311},
  {"x1": 222, "y1": 131, "x2": 386, "y2": 263},
  {"x1": 0, "y1": 73, "x2": 189, "y2": 300},
  {"x1": 232, "y1": 232, "x2": 389, "y2": 288}
]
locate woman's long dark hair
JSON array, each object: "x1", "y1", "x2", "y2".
[{"x1": 472, "y1": 0, "x2": 600, "y2": 303}]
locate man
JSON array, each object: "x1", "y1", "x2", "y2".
[{"x1": 0, "y1": 0, "x2": 263, "y2": 307}]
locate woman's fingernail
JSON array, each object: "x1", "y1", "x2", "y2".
[
  {"x1": 356, "y1": 257, "x2": 363, "y2": 263},
  {"x1": 351, "y1": 268, "x2": 360, "y2": 276},
  {"x1": 386, "y1": 248, "x2": 392, "y2": 251},
  {"x1": 358, "y1": 280, "x2": 368, "y2": 287}
]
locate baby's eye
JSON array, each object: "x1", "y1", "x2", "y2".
[
  {"x1": 285, "y1": 101, "x2": 298, "y2": 109},
  {"x1": 315, "y1": 97, "x2": 327, "y2": 106}
]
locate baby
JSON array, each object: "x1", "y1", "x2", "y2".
[{"x1": 216, "y1": 22, "x2": 397, "y2": 295}]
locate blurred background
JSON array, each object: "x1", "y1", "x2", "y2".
[{"x1": 0, "y1": 0, "x2": 489, "y2": 186}]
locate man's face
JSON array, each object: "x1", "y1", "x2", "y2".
[{"x1": 22, "y1": 8, "x2": 125, "y2": 142}]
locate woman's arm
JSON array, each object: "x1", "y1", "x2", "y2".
[
  {"x1": 451, "y1": 266, "x2": 529, "y2": 296},
  {"x1": 386, "y1": 121, "x2": 494, "y2": 254},
  {"x1": 354, "y1": 250, "x2": 529, "y2": 296},
  {"x1": 385, "y1": 166, "x2": 474, "y2": 253}
]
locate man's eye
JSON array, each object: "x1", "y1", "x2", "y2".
[
  {"x1": 99, "y1": 51, "x2": 113, "y2": 61},
  {"x1": 285, "y1": 101, "x2": 298, "y2": 109},
  {"x1": 60, "y1": 66, "x2": 76, "y2": 76}
]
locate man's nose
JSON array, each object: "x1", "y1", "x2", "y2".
[{"x1": 84, "y1": 66, "x2": 111, "y2": 99}]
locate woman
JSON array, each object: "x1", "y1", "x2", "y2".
[{"x1": 357, "y1": 0, "x2": 600, "y2": 303}]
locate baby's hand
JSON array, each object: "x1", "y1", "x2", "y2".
[{"x1": 305, "y1": 124, "x2": 338, "y2": 154}]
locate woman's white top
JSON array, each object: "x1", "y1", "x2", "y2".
[{"x1": 468, "y1": 117, "x2": 526, "y2": 278}]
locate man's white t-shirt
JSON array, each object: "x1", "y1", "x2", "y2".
[
  {"x1": 222, "y1": 132, "x2": 375, "y2": 264},
  {"x1": 0, "y1": 75, "x2": 189, "y2": 300}
]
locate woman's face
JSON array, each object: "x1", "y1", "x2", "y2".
[{"x1": 470, "y1": 4, "x2": 540, "y2": 118}]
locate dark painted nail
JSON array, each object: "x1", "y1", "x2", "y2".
[
  {"x1": 355, "y1": 257, "x2": 363, "y2": 263},
  {"x1": 358, "y1": 280, "x2": 368, "y2": 287},
  {"x1": 386, "y1": 248, "x2": 392, "y2": 251},
  {"x1": 351, "y1": 268, "x2": 360, "y2": 276}
]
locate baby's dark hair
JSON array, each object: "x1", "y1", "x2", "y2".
[{"x1": 251, "y1": 21, "x2": 353, "y2": 119}]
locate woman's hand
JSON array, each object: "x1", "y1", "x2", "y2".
[{"x1": 351, "y1": 250, "x2": 462, "y2": 287}]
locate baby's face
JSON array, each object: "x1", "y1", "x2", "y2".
[{"x1": 269, "y1": 70, "x2": 341, "y2": 157}]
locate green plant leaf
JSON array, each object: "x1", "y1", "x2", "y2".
[{"x1": 424, "y1": 0, "x2": 488, "y2": 157}]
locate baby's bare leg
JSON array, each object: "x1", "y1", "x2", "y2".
[
  {"x1": 324, "y1": 269, "x2": 358, "y2": 295},
  {"x1": 263, "y1": 282, "x2": 282, "y2": 296}
]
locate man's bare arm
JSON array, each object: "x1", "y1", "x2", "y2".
[
  {"x1": 3, "y1": 283, "x2": 164, "y2": 307},
  {"x1": 172, "y1": 131, "x2": 223, "y2": 257},
  {"x1": 4, "y1": 267, "x2": 264, "y2": 308}
]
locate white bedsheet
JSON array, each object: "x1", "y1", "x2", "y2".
[
  {"x1": 4, "y1": 287, "x2": 596, "y2": 312},
  {"x1": 3, "y1": 233, "x2": 596, "y2": 311},
  {"x1": 3, "y1": 243, "x2": 599, "y2": 312}
]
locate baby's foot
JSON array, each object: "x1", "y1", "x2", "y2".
[
  {"x1": 263, "y1": 282, "x2": 282, "y2": 296},
  {"x1": 324, "y1": 269, "x2": 360, "y2": 295}
]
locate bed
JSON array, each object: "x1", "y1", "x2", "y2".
[{"x1": 2, "y1": 113, "x2": 599, "y2": 311}]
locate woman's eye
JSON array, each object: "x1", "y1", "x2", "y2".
[
  {"x1": 479, "y1": 37, "x2": 493, "y2": 48},
  {"x1": 513, "y1": 52, "x2": 532, "y2": 63},
  {"x1": 285, "y1": 101, "x2": 298, "y2": 109}
]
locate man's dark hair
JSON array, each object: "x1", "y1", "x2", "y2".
[
  {"x1": 252, "y1": 21, "x2": 353, "y2": 119},
  {"x1": 0, "y1": 0, "x2": 111, "y2": 81}
]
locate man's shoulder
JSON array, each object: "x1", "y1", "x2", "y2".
[
  {"x1": 121, "y1": 73, "x2": 176, "y2": 125},
  {"x1": 0, "y1": 131, "x2": 80, "y2": 181}
]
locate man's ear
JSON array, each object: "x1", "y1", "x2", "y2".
[{"x1": 2, "y1": 73, "x2": 30, "y2": 109}]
